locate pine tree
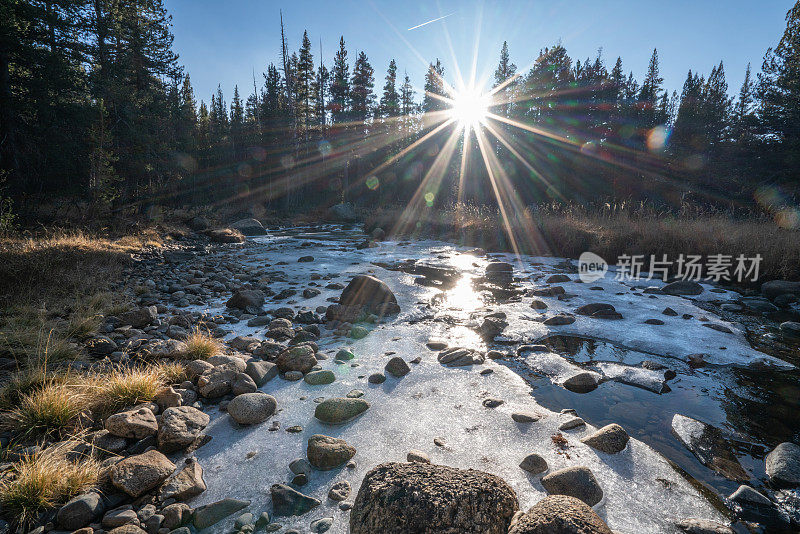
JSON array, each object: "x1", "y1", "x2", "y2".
[
  {"x1": 315, "y1": 61, "x2": 330, "y2": 128},
  {"x1": 379, "y1": 59, "x2": 400, "y2": 117},
  {"x1": 329, "y1": 37, "x2": 350, "y2": 123},
  {"x1": 493, "y1": 41, "x2": 517, "y2": 116},
  {"x1": 295, "y1": 30, "x2": 316, "y2": 129},
  {"x1": 400, "y1": 71, "x2": 416, "y2": 116},
  {"x1": 350, "y1": 51, "x2": 375, "y2": 122},
  {"x1": 197, "y1": 100, "x2": 211, "y2": 161},
  {"x1": 230, "y1": 85, "x2": 245, "y2": 155},
  {"x1": 639, "y1": 48, "x2": 666, "y2": 128},
  {"x1": 177, "y1": 74, "x2": 197, "y2": 152},
  {"x1": 758, "y1": 1, "x2": 800, "y2": 177},
  {"x1": 423, "y1": 59, "x2": 446, "y2": 113}
]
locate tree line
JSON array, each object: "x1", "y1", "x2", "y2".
[{"x1": 1, "y1": 1, "x2": 799, "y2": 222}]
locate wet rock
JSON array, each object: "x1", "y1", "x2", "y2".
[
  {"x1": 335, "y1": 348, "x2": 356, "y2": 361},
  {"x1": 765, "y1": 442, "x2": 800, "y2": 487},
  {"x1": 675, "y1": 518, "x2": 734, "y2": 533},
  {"x1": 57, "y1": 492, "x2": 104, "y2": 529},
  {"x1": 229, "y1": 218, "x2": 266, "y2": 236},
  {"x1": 580, "y1": 424, "x2": 629, "y2": 453},
  {"x1": 779, "y1": 321, "x2": 800, "y2": 341},
  {"x1": 245, "y1": 360, "x2": 277, "y2": 386},
  {"x1": 562, "y1": 372, "x2": 599, "y2": 393},
  {"x1": 157, "y1": 406, "x2": 210, "y2": 452},
  {"x1": 307, "y1": 434, "x2": 356, "y2": 470},
  {"x1": 328, "y1": 480, "x2": 351, "y2": 501},
  {"x1": 105, "y1": 407, "x2": 158, "y2": 440},
  {"x1": 479, "y1": 316, "x2": 508, "y2": 340},
  {"x1": 671, "y1": 414, "x2": 749, "y2": 482},
  {"x1": 305, "y1": 369, "x2": 336, "y2": 385},
  {"x1": 530, "y1": 286, "x2": 565, "y2": 297},
  {"x1": 546, "y1": 274, "x2": 571, "y2": 283},
  {"x1": 438, "y1": 347, "x2": 485, "y2": 366},
  {"x1": 314, "y1": 397, "x2": 369, "y2": 424},
  {"x1": 271, "y1": 484, "x2": 321, "y2": 516},
  {"x1": 228, "y1": 393, "x2": 277, "y2": 425},
  {"x1": 507, "y1": 495, "x2": 612, "y2": 534},
  {"x1": 193, "y1": 498, "x2": 250, "y2": 529},
  {"x1": 540, "y1": 466, "x2": 603, "y2": 507},
  {"x1": 384, "y1": 356, "x2": 411, "y2": 377},
  {"x1": 159, "y1": 457, "x2": 206, "y2": 501},
  {"x1": 349, "y1": 462, "x2": 518, "y2": 534},
  {"x1": 519, "y1": 453, "x2": 548, "y2": 475},
  {"x1": 663, "y1": 307, "x2": 679, "y2": 316},
  {"x1": 662, "y1": 280, "x2": 704, "y2": 296},
  {"x1": 226, "y1": 290, "x2": 265, "y2": 311},
  {"x1": 338, "y1": 274, "x2": 401, "y2": 317},
  {"x1": 277, "y1": 345, "x2": 317, "y2": 374},
  {"x1": 110, "y1": 450, "x2": 176, "y2": 497},
  {"x1": 530, "y1": 299, "x2": 548, "y2": 310}
]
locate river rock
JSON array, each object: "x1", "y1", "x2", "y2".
[
  {"x1": 57, "y1": 492, "x2": 104, "y2": 529},
  {"x1": 662, "y1": 280, "x2": 704, "y2": 295},
  {"x1": 246, "y1": 360, "x2": 277, "y2": 386},
  {"x1": 675, "y1": 518, "x2": 734, "y2": 533},
  {"x1": 227, "y1": 289, "x2": 265, "y2": 311},
  {"x1": 197, "y1": 366, "x2": 237, "y2": 398},
  {"x1": 271, "y1": 484, "x2": 321, "y2": 516},
  {"x1": 228, "y1": 393, "x2": 277, "y2": 425},
  {"x1": 230, "y1": 218, "x2": 266, "y2": 236},
  {"x1": 105, "y1": 407, "x2": 158, "y2": 439},
  {"x1": 507, "y1": 495, "x2": 612, "y2": 534},
  {"x1": 305, "y1": 369, "x2": 336, "y2": 385},
  {"x1": 519, "y1": 453, "x2": 548, "y2": 475},
  {"x1": 157, "y1": 406, "x2": 210, "y2": 452},
  {"x1": 276, "y1": 345, "x2": 317, "y2": 373},
  {"x1": 120, "y1": 306, "x2": 157, "y2": 328},
  {"x1": 384, "y1": 356, "x2": 411, "y2": 377},
  {"x1": 765, "y1": 442, "x2": 800, "y2": 487},
  {"x1": 193, "y1": 499, "x2": 250, "y2": 529},
  {"x1": 349, "y1": 462, "x2": 518, "y2": 534},
  {"x1": 780, "y1": 321, "x2": 800, "y2": 341},
  {"x1": 328, "y1": 481, "x2": 351, "y2": 501},
  {"x1": 580, "y1": 424, "x2": 629, "y2": 454},
  {"x1": 311, "y1": 516, "x2": 333, "y2": 532},
  {"x1": 438, "y1": 347, "x2": 485, "y2": 366},
  {"x1": 540, "y1": 466, "x2": 604, "y2": 507},
  {"x1": 307, "y1": 434, "x2": 356, "y2": 470},
  {"x1": 110, "y1": 450, "x2": 176, "y2": 497},
  {"x1": 314, "y1": 397, "x2": 369, "y2": 424},
  {"x1": 562, "y1": 372, "x2": 599, "y2": 393},
  {"x1": 159, "y1": 457, "x2": 206, "y2": 501},
  {"x1": 338, "y1": 274, "x2": 401, "y2": 316},
  {"x1": 232, "y1": 371, "x2": 258, "y2": 395},
  {"x1": 761, "y1": 280, "x2": 800, "y2": 300},
  {"x1": 543, "y1": 313, "x2": 576, "y2": 326}
]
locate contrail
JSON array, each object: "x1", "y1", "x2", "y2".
[{"x1": 407, "y1": 12, "x2": 456, "y2": 31}]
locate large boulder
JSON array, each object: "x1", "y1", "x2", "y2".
[
  {"x1": 105, "y1": 407, "x2": 158, "y2": 439},
  {"x1": 57, "y1": 492, "x2": 104, "y2": 530},
  {"x1": 157, "y1": 406, "x2": 210, "y2": 452},
  {"x1": 276, "y1": 345, "x2": 317, "y2": 374},
  {"x1": 338, "y1": 274, "x2": 400, "y2": 317},
  {"x1": 159, "y1": 457, "x2": 206, "y2": 501},
  {"x1": 765, "y1": 442, "x2": 800, "y2": 487},
  {"x1": 119, "y1": 306, "x2": 157, "y2": 328},
  {"x1": 761, "y1": 280, "x2": 800, "y2": 300},
  {"x1": 662, "y1": 280, "x2": 704, "y2": 296},
  {"x1": 508, "y1": 495, "x2": 612, "y2": 534},
  {"x1": 229, "y1": 218, "x2": 266, "y2": 236},
  {"x1": 349, "y1": 462, "x2": 518, "y2": 534},
  {"x1": 110, "y1": 450, "x2": 176, "y2": 497},
  {"x1": 330, "y1": 202, "x2": 359, "y2": 222},
  {"x1": 314, "y1": 397, "x2": 369, "y2": 424},
  {"x1": 226, "y1": 289, "x2": 265, "y2": 311}
]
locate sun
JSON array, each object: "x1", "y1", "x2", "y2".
[{"x1": 448, "y1": 87, "x2": 490, "y2": 129}]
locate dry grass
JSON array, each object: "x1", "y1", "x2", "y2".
[
  {"x1": 366, "y1": 202, "x2": 800, "y2": 282},
  {"x1": 157, "y1": 361, "x2": 189, "y2": 384},
  {"x1": 3, "y1": 381, "x2": 88, "y2": 438},
  {"x1": 0, "y1": 439, "x2": 100, "y2": 524},
  {"x1": 182, "y1": 328, "x2": 222, "y2": 360},
  {"x1": 87, "y1": 366, "x2": 164, "y2": 417}
]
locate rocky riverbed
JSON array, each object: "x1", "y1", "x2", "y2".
[{"x1": 20, "y1": 223, "x2": 800, "y2": 534}]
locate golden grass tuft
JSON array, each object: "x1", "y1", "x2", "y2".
[
  {"x1": 182, "y1": 328, "x2": 222, "y2": 360},
  {"x1": 0, "y1": 439, "x2": 100, "y2": 524},
  {"x1": 89, "y1": 366, "x2": 164, "y2": 416},
  {"x1": 156, "y1": 361, "x2": 189, "y2": 385},
  {"x1": 3, "y1": 382, "x2": 87, "y2": 438}
]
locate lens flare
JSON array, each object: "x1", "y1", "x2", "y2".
[{"x1": 448, "y1": 87, "x2": 490, "y2": 129}]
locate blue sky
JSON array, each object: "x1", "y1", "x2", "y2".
[{"x1": 168, "y1": 0, "x2": 794, "y2": 107}]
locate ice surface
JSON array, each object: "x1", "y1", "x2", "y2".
[{"x1": 183, "y1": 228, "x2": 785, "y2": 533}]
